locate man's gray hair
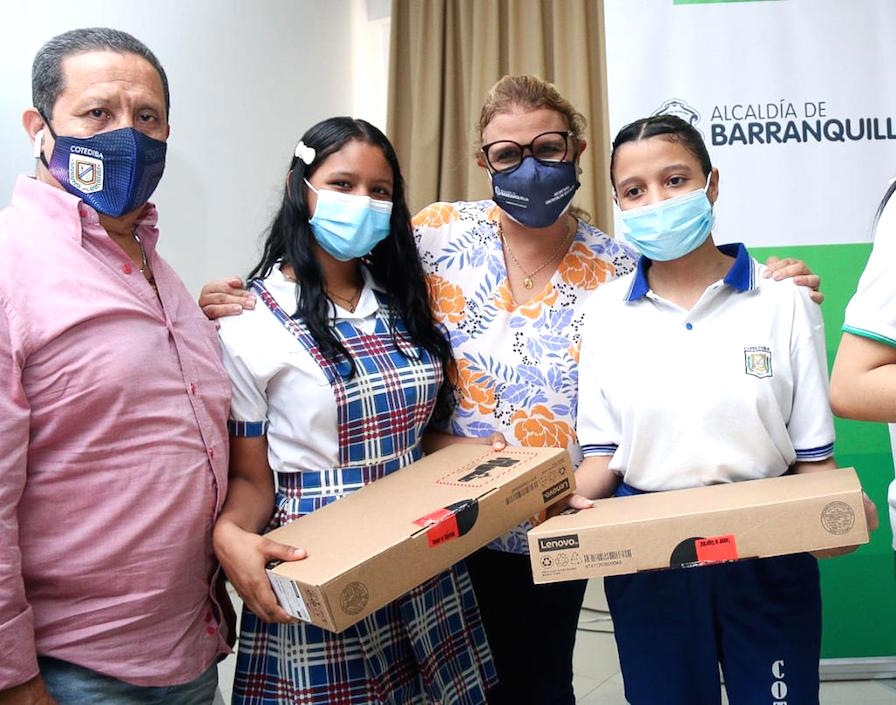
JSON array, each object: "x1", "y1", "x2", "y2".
[{"x1": 32, "y1": 27, "x2": 170, "y2": 121}]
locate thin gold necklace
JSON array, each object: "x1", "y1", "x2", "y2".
[
  {"x1": 328, "y1": 284, "x2": 363, "y2": 313},
  {"x1": 500, "y1": 218, "x2": 575, "y2": 289},
  {"x1": 281, "y1": 269, "x2": 363, "y2": 312}
]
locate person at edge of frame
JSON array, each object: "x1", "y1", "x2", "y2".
[
  {"x1": 831, "y1": 178, "x2": 896, "y2": 556},
  {"x1": 0, "y1": 27, "x2": 234, "y2": 705}
]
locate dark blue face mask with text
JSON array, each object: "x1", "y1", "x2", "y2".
[
  {"x1": 38, "y1": 116, "x2": 167, "y2": 217},
  {"x1": 490, "y1": 156, "x2": 579, "y2": 229}
]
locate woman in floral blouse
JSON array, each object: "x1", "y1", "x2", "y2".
[{"x1": 412, "y1": 75, "x2": 633, "y2": 704}]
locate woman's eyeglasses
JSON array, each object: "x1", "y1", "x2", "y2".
[{"x1": 481, "y1": 131, "x2": 576, "y2": 173}]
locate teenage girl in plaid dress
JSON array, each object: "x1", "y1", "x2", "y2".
[{"x1": 213, "y1": 118, "x2": 495, "y2": 705}]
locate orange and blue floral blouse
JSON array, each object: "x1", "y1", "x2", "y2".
[{"x1": 413, "y1": 199, "x2": 637, "y2": 553}]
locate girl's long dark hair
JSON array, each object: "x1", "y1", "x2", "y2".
[{"x1": 248, "y1": 117, "x2": 456, "y2": 421}]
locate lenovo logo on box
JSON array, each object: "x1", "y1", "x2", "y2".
[
  {"x1": 542, "y1": 478, "x2": 571, "y2": 503},
  {"x1": 537, "y1": 534, "x2": 580, "y2": 552}
]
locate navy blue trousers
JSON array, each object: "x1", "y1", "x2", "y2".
[{"x1": 605, "y1": 483, "x2": 822, "y2": 705}]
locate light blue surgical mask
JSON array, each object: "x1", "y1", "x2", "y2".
[
  {"x1": 304, "y1": 179, "x2": 393, "y2": 261},
  {"x1": 618, "y1": 176, "x2": 714, "y2": 261}
]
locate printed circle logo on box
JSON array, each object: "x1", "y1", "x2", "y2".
[
  {"x1": 69, "y1": 154, "x2": 103, "y2": 194},
  {"x1": 821, "y1": 501, "x2": 856, "y2": 535},
  {"x1": 340, "y1": 581, "x2": 369, "y2": 615}
]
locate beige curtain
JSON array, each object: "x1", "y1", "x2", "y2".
[{"x1": 387, "y1": 0, "x2": 613, "y2": 233}]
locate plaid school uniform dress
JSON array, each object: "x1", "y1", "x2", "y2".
[{"x1": 230, "y1": 281, "x2": 496, "y2": 705}]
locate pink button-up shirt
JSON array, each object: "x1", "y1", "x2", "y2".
[{"x1": 0, "y1": 177, "x2": 231, "y2": 689}]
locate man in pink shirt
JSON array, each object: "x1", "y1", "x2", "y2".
[{"x1": 0, "y1": 28, "x2": 232, "y2": 705}]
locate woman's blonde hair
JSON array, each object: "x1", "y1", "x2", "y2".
[
  {"x1": 477, "y1": 74, "x2": 587, "y2": 150},
  {"x1": 477, "y1": 74, "x2": 590, "y2": 221}
]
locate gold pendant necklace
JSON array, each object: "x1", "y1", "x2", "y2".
[
  {"x1": 500, "y1": 219, "x2": 574, "y2": 289},
  {"x1": 328, "y1": 284, "x2": 363, "y2": 312}
]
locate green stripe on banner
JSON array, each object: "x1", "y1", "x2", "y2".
[{"x1": 752, "y1": 242, "x2": 896, "y2": 658}]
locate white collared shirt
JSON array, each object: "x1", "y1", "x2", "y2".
[
  {"x1": 577, "y1": 243, "x2": 834, "y2": 491},
  {"x1": 218, "y1": 265, "x2": 382, "y2": 473}
]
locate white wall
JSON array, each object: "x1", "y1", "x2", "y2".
[
  {"x1": 0, "y1": 0, "x2": 372, "y2": 294},
  {"x1": 351, "y1": 0, "x2": 391, "y2": 130}
]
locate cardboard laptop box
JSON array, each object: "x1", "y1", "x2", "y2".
[
  {"x1": 266, "y1": 444, "x2": 574, "y2": 631},
  {"x1": 528, "y1": 468, "x2": 869, "y2": 584}
]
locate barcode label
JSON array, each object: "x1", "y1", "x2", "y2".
[
  {"x1": 506, "y1": 479, "x2": 539, "y2": 505},
  {"x1": 584, "y1": 549, "x2": 632, "y2": 564},
  {"x1": 267, "y1": 570, "x2": 311, "y2": 622}
]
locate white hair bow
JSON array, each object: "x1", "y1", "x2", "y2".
[{"x1": 294, "y1": 141, "x2": 316, "y2": 165}]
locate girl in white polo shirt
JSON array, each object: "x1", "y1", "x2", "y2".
[{"x1": 570, "y1": 114, "x2": 874, "y2": 705}]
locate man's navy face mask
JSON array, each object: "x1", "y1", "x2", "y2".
[{"x1": 37, "y1": 114, "x2": 167, "y2": 217}]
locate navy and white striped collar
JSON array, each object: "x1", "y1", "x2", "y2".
[{"x1": 625, "y1": 243, "x2": 755, "y2": 302}]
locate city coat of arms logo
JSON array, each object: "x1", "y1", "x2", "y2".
[{"x1": 653, "y1": 98, "x2": 701, "y2": 127}]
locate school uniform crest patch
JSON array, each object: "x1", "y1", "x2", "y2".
[
  {"x1": 69, "y1": 154, "x2": 103, "y2": 194},
  {"x1": 744, "y1": 346, "x2": 772, "y2": 378}
]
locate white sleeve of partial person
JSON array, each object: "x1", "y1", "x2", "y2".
[
  {"x1": 218, "y1": 328, "x2": 270, "y2": 428},
  {"x1": 788, "y1": 285, "x2": 836, "y2": 462},
  {"x1": 843, "y1": 198, "x2": 896, "y2": 348},
  {"x1": 576, "y1": 296, "x2": 622, "y2": 458}
]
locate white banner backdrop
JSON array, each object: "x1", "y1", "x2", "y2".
[{"x1": 604, "y1": 0, "x2": 896, "y2": 247}]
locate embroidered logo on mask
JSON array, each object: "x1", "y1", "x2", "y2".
[{"x1": 69, "y1": 154, "x2": 103, "y2": 193}]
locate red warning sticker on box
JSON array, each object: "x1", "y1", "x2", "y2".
[
  {"x1": 413, "y1": 508, "x2": 460, "y2": 547},
  {"x1": 695, "y1": 535, "x2": 738, "y2": 564}
]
